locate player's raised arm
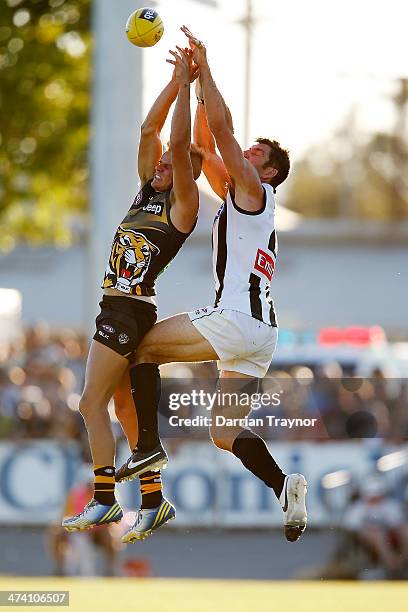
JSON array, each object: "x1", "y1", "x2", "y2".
[
  {"x1": 138, "y1": 52, "x2": 199, "y2": 186},
  {"x1": 166, "y1": 47, "x2": 201, "y2": 234},
  {"x1": 182, "y1": 26, "x2": 265, "y2": 211},
  {"x1": 137, "y1": 77, "x2": 178, "y2": 185},
  {"x1": 194, "y1": 78, "x2": 230, "y2": 200}
]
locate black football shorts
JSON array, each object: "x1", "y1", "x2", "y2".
[{"x1": 93, "y1": 295, "x2": 157, "y2": 360}]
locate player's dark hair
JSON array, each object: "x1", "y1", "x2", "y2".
[{"x1": 256, "y1": 138, "x2": 290, "y2": 189}]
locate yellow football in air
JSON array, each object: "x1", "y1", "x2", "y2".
[{"x1": 126, "y1": 7, "x2": 164, "y2": 48}]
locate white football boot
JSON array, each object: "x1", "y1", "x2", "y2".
[{"x1": 279, "y1": 473, "x2": 308, "y2": 542}]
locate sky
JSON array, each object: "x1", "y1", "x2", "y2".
[{"x1": 143, "y1": 0, "x2": 408, "y2": 161}]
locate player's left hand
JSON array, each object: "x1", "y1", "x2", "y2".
[
  {"x1": 167, "y1": 46, "x2": 199, "y2": 84},
  {"x1": 181, "y1": 25, "x2": 207, "y2": 67}
]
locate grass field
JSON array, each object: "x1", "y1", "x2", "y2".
[{"x1": 0, "y1": 578, "x2": 407, "y2": 612}]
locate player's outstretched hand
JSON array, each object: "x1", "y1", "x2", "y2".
[
  {"x1": 181, "y1": 25, "x2": 207, "y2": 67},
  {"x1": 168, "y1": 46, "x2": 199, "y2": 84}
]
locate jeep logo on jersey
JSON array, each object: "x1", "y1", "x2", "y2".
[
  {"x1": 142, "y1": 202, "x2": 164, "y2": 216},
  {"x1": 140, "y1": 8, "x2": 157, "y2": 21},
  {"x1": 254, "y1": 249, "x2": 275, "y2": 281}
]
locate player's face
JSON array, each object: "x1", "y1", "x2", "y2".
[
  {"x1": 152, "y1": 151, "x2": 173, "y2": 192},
  {"x1": 243, "y1": 143, "x2": 272, "y2": 176}
]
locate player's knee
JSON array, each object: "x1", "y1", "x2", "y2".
[
  {"x1": 78, "y1": 394, "x2": 93, "y2": 420},
  {"x1": 79, "y1": 390, "x2": 107, "y2": 420},
  {"x1": 209, "y1": 424, "x2": 231, "y2": 451},
  {"x1": 134, "y1": 346, "x2": 162, "y2": 365}
]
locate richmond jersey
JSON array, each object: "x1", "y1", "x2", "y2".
[
  {"x1": 212, "y1": 183, "x2": 278, "y2": 326},
  {"x1": 102, "y1": 180, "x2": 193, "y2": 296}
]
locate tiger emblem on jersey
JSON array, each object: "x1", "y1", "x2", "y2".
[{"x1": 103, "y1": 226, "x2": 160, "y2": 294}]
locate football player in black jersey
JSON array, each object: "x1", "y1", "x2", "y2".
[{"x1": 62, "y1": 48, "x2": 203, "y2": 534}]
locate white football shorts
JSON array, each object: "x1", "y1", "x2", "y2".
[{"x1": 188, "y1": 307, "x2": 278, "y2": 378}]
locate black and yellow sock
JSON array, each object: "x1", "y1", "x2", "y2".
[
  {"x1": 93, "y1": 465, "x2": 115, "y2": 506},
  {"x1": 140, "y1": 470, "x2": 163, "y2": 509}
]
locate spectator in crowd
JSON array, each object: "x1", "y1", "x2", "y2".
[{"x1": 342, "y1": 476, "x2": 408, "y2": 578}]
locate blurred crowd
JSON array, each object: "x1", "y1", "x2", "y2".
[
  {"x1": 1, "y1": 324, "x2": 408, "y2": 444},
  {"x1": 0, "y1": 323, "x2": 88, "y2": 446},
  {"x1": 260, "y1": 365, "x2": 408, "y2": 442}
]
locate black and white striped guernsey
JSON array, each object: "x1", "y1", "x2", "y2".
[{"x1": 212, "y1": 183, "x2": 278, "y2": 327}]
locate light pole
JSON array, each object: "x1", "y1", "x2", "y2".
[
  {"x1": 244, "y1": 0, "x2": 254, "y2": 146},
  {"x1": 236, "y1": 0, "x2": 255, "y2": 146}
]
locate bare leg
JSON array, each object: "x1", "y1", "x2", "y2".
[
  {"x1": 114, "y1": 369, "x2": 138, "y2": 450},
  {"x1": 79, "y1": 340, "x2": 130, "y2": 466},
  {"x1": 210, "y1": 370, "x2": 254, "y2": 451},
  {"x1": 135, "y1": 313, "x2": 218, "y2": 364}
]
